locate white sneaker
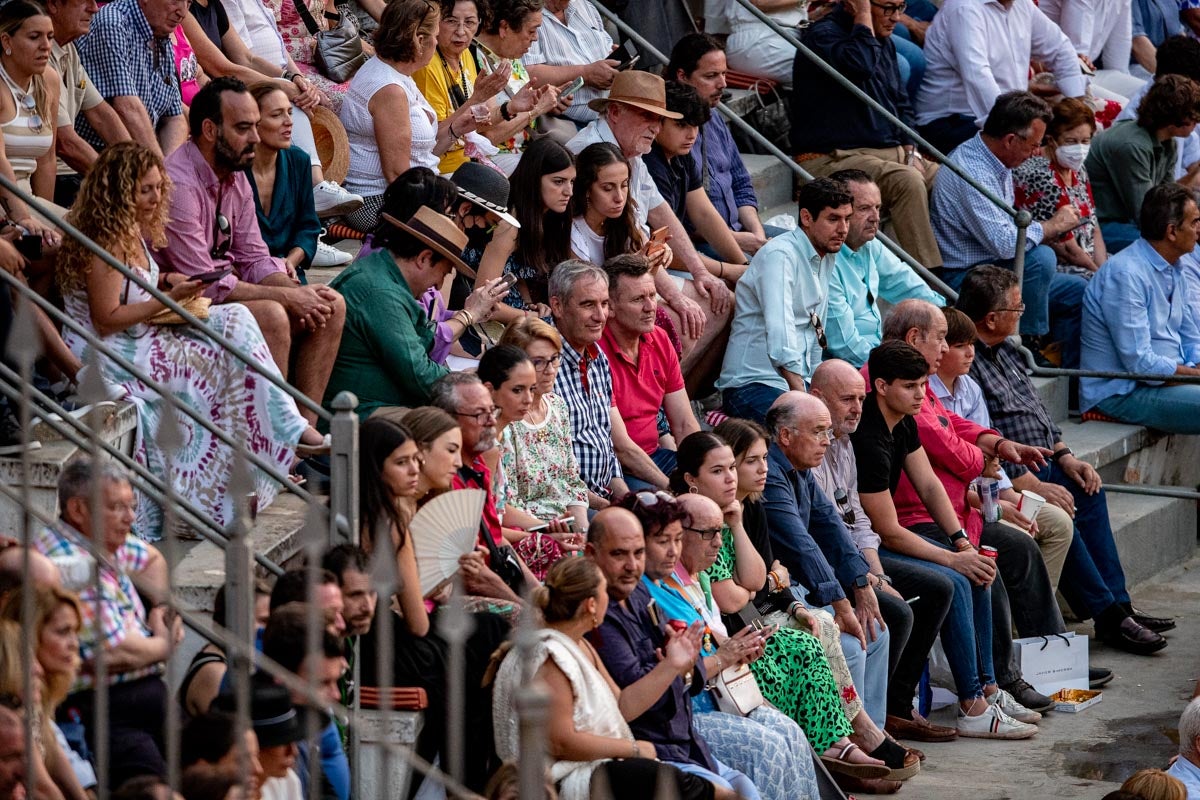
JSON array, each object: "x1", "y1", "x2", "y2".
[
  {"x1": 312, "y1": 241, "x2": 353, "y2": 268},
  {"x1": 987, "y1": 687, "x2": 1041, "y2": 724},
  {"x1": 313, "y1": 181, "x2": 364, "y2": 218},
  {"x1": 956, "y1": 702, "x2": 1038, "y2": 740}
]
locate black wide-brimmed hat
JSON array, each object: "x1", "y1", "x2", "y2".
[{"x1": 450, "y1": 162, "x2": 521, "y2": 228}]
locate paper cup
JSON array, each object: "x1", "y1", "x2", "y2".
[{"x1": 1017, "y1": 489, "x2": 1046, "y2": 521}]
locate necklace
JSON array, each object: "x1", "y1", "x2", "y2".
[
  {"x1": 437, "y1": 48, "x2": 470, "y2": 109},
  {"x1": 0, "y1": 61, "x2": 40, "y2": 130}
]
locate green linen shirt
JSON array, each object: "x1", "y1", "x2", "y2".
[
  {"x1": 323, "y1": 249, "x2": 449, "y2": 420},
  {"x1": 1086, "y1": 119, "x2": 1176, "y2": 226}
]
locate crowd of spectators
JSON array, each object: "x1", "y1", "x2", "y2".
[{"x1": 7, "y1": 0, "x2": 1200, "y2": 796}]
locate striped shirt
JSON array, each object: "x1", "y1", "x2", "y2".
[
  {"x1": 524, "y1": 0, "x2": 613, "y2": 124},
  {"x1": 554, "y1": 339, "x2": 623, "y2": 496},
  {"x1": 31, "y1": 522, "x2": 159, "y2": 691}
]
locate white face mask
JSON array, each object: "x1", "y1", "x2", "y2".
[{"x1": 1055, "y1": 142, "x2": 1090, "y2": 171}]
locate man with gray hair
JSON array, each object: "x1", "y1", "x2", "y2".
[
  {"x1": 31, "y1": 457, "x2": 181, "y2": 787},
  {"x1": 761, "y1": 390, "x2": 892, "y2": 730},
  {"x1": 1168, "y1": 697, "x2": 1200, "y2": 796},
  {"x1": 930, "y1": 91, "x2": 1087, "y2": 366},
  {"x1": 568, "y1": 71, "x2": 733, "y2": 376},
  {"x1": 550, "y1": 259, "x2": 631, "y2": 508}
]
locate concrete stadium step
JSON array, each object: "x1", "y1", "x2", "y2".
[
  {"x1": 744, "y1": 153, "x2": 795, "y2": 214},
  {"x1": 173, "y1": 492, "x2": 310, "y2": 613},
  {"x1": 1107, "y1": 490, "x2": 1197, "y2": 588},
  {"x1": 1057, "y1": 418, "x2": 1200, "y2": 489},
  {"x1": 1033, "y1": 375, "x2": 1069, "y2": 424}
]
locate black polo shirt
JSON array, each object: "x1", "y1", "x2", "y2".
[
  {"x1": 850, "y1": 391, "x2": 920, "y2": 495},
  {"x1": 643, "y1": 143, "x2": 703, "y2": 223}
]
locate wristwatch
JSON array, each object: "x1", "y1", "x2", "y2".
[
  {"x1": 853, "y1": 574, "x2": 872, "y2": 590},
  {"x1": 1050, "y1": 447, "x2": 1074, "y2": 462},
  {"x1": 949, "y1": 529, "x2": 970, "y2": 547}
]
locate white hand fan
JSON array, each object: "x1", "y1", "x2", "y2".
[{"x1": 410, "y1": 488, "x2": 487, "y2": 597}]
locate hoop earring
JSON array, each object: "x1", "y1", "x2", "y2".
[{"x1": 688, "y1": 485, "x2": 698, "y2": 494}]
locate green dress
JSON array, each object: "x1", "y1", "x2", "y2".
[{"x1": 705, "y1": 528, "x2": 853, "y2": 752}]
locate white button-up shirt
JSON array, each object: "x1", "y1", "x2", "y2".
[
  {"x1": 524, "y1": 0, "x2": 613, "y2": 124},
  {"x1": 1039, "y1": 0, "x2": 1132, "y2": 66},
  {"x1": 915, "y1": 0, "x2": 1087, "y2": 126}
]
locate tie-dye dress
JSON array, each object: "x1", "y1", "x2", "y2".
[{"x1": 62, "y1": 246, "x2": 308, "y2": 540}]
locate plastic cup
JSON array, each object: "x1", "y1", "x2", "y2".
[
  {"x1": 471, "y1": 103, "x2": 490, "y2": 123},
  {"x1": 1016, "y1": 489, "x2": 1046, "y2": 521}
]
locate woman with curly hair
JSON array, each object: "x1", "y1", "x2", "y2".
[{"x1": 56, "y1": 142, "x2": 323, "y2": 540}]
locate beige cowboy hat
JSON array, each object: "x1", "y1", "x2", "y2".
[
  {"x1": 308, "y1": 105, "x2": 350, "y2": 185},
  {"x1": 381, "y1": 206, "x2": 471, "y2": 273},
  {"x1": 589, "y1": 71, "x2": 683, "y2": 119}
]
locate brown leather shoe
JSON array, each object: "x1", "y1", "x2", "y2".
[{"x1": 886, "y1": 712, "x2": 959, "y2": 743}]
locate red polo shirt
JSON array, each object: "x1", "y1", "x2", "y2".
[{"x1": 599, "y1": 324, "x2": 685, "y2": 455}]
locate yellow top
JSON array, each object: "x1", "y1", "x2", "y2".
[{"x1": 413, "y1": 49, "x2": 479, "y2": 174}]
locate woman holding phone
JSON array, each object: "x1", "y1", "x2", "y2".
[
  {"x1": 570, "y1": 142, "x2": 672, "y2": 272},
  {"x1": 56, "y1": 143, "x2": 327, "y2": 541}
]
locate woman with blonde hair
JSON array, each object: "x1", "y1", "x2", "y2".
[
  {"x1": 1121, "y1": 768, "x2": 1187, "y2": 800},
  {"x1": 55, "y1": 141, "x2": 324, "y2": 541},
  {"x1": 490, "y1": 557, "x2": 720, "y2": 800}
]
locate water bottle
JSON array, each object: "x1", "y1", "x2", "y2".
[{"x1": 978, "y1": 477, "x2": 1002, "y2": 523}]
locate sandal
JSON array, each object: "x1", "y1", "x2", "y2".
[
  {"x1": 296, "y1": 433, "x2": 331, "y2": 458},
  {"x1": 820, "y1": 742, "x2": 892, "y2": 780},
  {"x1": 868, "y1": 737, "x2": 921, "y2": 781}
]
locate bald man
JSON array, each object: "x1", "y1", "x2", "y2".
[
  {"x1": 810, "y1": 359, "x2": 958, "y2": 742},
  {"x1": 0, "y1": 545, "x2": 63, "y2": 596},
  {"x1": 761, "y1": 390, "x2": 891, "y2": 729}
]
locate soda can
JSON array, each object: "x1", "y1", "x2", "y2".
[{"x1": 979, "y1": 545, "x2": 999, "y2": 559}]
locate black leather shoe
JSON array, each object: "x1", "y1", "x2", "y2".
[
  {"x1": 1000, "y1": 678, "x2": 1054, "y2": 713},
  {"x1": 1089, "y1": 667, "x2": 1114, "y2": 688},
  {"x1": 1126, "y1": 605, "x2": 1176, "y2": 633},
  {"x1": 1098, "y1": 616, "x2": 1168, "y2": 655}
]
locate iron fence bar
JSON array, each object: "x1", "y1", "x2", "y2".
[
  {"x1": 1103, "y1": 483, "x2": 1200, "y2": 500},
  {"x1": 584, "y1": 0, "x2": 958, "y2": 302},
  {"x1": 1015, "y1": 345, "x2": 1200, "y2": 383},
  {"x1": 10, "y1": 296, "x2": 39, "y2": 800},
  {"x1": 0, "y1": 365, "x2": 287, "y2": 575},
  {"x1": 328, "y1": 392, "x2": 360, "y2": 546},
  {"x1": 0, "y1": 269, "x2": 324, "y2": 510},
  {"x1": 154, "y1": 399, "x2": 184, "y2": 794},
  {"x1": 0, "y1": 173, "x2": 331, "y2": 423},
  {"x1": 302, "y1": 505, "x2": 325, "y2": 800}
]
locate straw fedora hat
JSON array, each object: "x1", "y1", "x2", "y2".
[
  {"x1": 308, "y1": 105, "x2": 350, "y2": 185},
  {"x1": 381, "y1": 206, "x2": 470, "y2": 273},
  {"x1": 589, "y1": 71, "x2": 683, "y2": 119}
]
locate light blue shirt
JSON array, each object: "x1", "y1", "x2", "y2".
[
  {"x1": 929, "y1": 373, "x2": 1014, "y2": 491},
  {"x1": 931, "y1": 133, "x2": 1046, "y2": 272},
  {"x1": 716, "y1": 227, "x2": 836, "y2": 391},
  {"x1": 1080, "y1": 237, "x2": 1200, "y2": 411},
  {"x1": 1168, "y1": 756, "x2": 1200, "y2": 800},
  {"x1": 825, "y1": 238, "x2": 946, "y2": 366}
]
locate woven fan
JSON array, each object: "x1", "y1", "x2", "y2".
[
  {"x1": 147, "y1": 295, "x2": 211, "y2": 326},
  {"x1": 410, "y1": 488, "x2": 486, "y2": 597}
]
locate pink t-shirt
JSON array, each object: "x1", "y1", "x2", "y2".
[
  {"x1": 171, "y1": 26, "x2": 202, "y2": 107},
  {"x1": 599, "y1": 324, "x2": 685, "y2": 455}
]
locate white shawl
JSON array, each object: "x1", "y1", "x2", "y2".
[{"x1": 492, "y1": 628, "x2": 634, "y2": 800}]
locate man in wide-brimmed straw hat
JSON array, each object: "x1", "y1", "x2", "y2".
[
  {"x1": 567, "y1": 70, "x2": 733, "y2": 380},
  {"x1": 323, "y1": 206, "x2": 478, "y2": 418}
]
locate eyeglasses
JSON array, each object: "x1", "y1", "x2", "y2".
[
  {"x1": 683, "y1": 525, "x2": 722, "y2": 540},
  {"x1": 211, "y1": 189, "x2": 231, "y2": 260},
  {"x1": 810, "y1": 312, "x2": 828, "y2": 350},
  {"x1": 15, "y1": 92, "x2": 40, "y2": 131},
  {"x1": 530, "y1": 354, "x2": 562, "y2": 373},
  {"x1": 441, "y1": 16, "x2": 479, "y2": 30},
  {"x1": 995, "y1": 303, "x2": 1026, "y2": 315},
  {"x1": 870, "y1": 1, "x2": 907, "y2": 15},
  {"x1": 833, "y1": 488, "x2": 855, "y2": 525},
  {"x1": 454, "y1": 406, "x2": 499, "y2": 424}
]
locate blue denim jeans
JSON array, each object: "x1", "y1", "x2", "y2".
[
  {"x1": 893, "y1": 35, "x2": 926, "y2": 100},
  {"x1": 1100, "y1": 221, "x2": 1140, "y2": 255},
  {"x1": 671, "y1": 758, "x2": 761, "y2": 800},
  {"x1": 623, "y1": 446, "x2": 680, "y2": 492},
  {"x1": 880, "y1": 532, "x2": 994, "y2": 701},
  {"x1": 1096, "y1": 384, "x2": 1200, "y2": 435},
  {"x1": 1034, "y1": 462, "x2": 1131, "y2": 620},
  {"x1": 944, "y1": 247, "x2": 1087, "y2": 350},
  {"x1": 722, "y1": 382, "x2": 787, "y2": 424}
]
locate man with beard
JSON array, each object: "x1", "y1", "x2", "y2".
[
  {"x1": 161, "y1": 77, "x2": 345, "y2": 430},
  {"x1": 717, "y1": 178, "x2": 853, "y2": 422},
  {"x1": 823, "y1": 170, "x2": 945, "y2": 367}
]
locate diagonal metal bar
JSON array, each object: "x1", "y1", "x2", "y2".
[
  {"x1": 584, "y1": 0, "x2": 959, "y2": 301},
  {"x1": 155, "y1": 399, "x2": 185, "y2": 793},
  {"x1": 0, "y1": 172, "x2": 331, "y2": 422},
  {"x1": 0, "y1": 268, "x2": 323, "y2": 508},
  {"x1": 0, "y1": 365, "x2": 286, "y2": 574}
]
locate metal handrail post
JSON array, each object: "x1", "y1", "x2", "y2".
[
  {"x1": 1013, "y1": 212, "x2": 1032, "y2": 288},
  {"x1": 0, "y1": 175, "x2": 332, "y2": 423},
  {"x1": 584, "y1": 0, "x2": 958, "y2": 302},
  {"x1": 1015, "y1": 345, "x2": 1200, "y2": 384},
  {"x1": 328, "y1": 391, "x2": 360, "y2": 546}
]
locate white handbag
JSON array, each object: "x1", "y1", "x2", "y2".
[{"x1": 710, "y1": 662, "x2": 765, "y2": 717}]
